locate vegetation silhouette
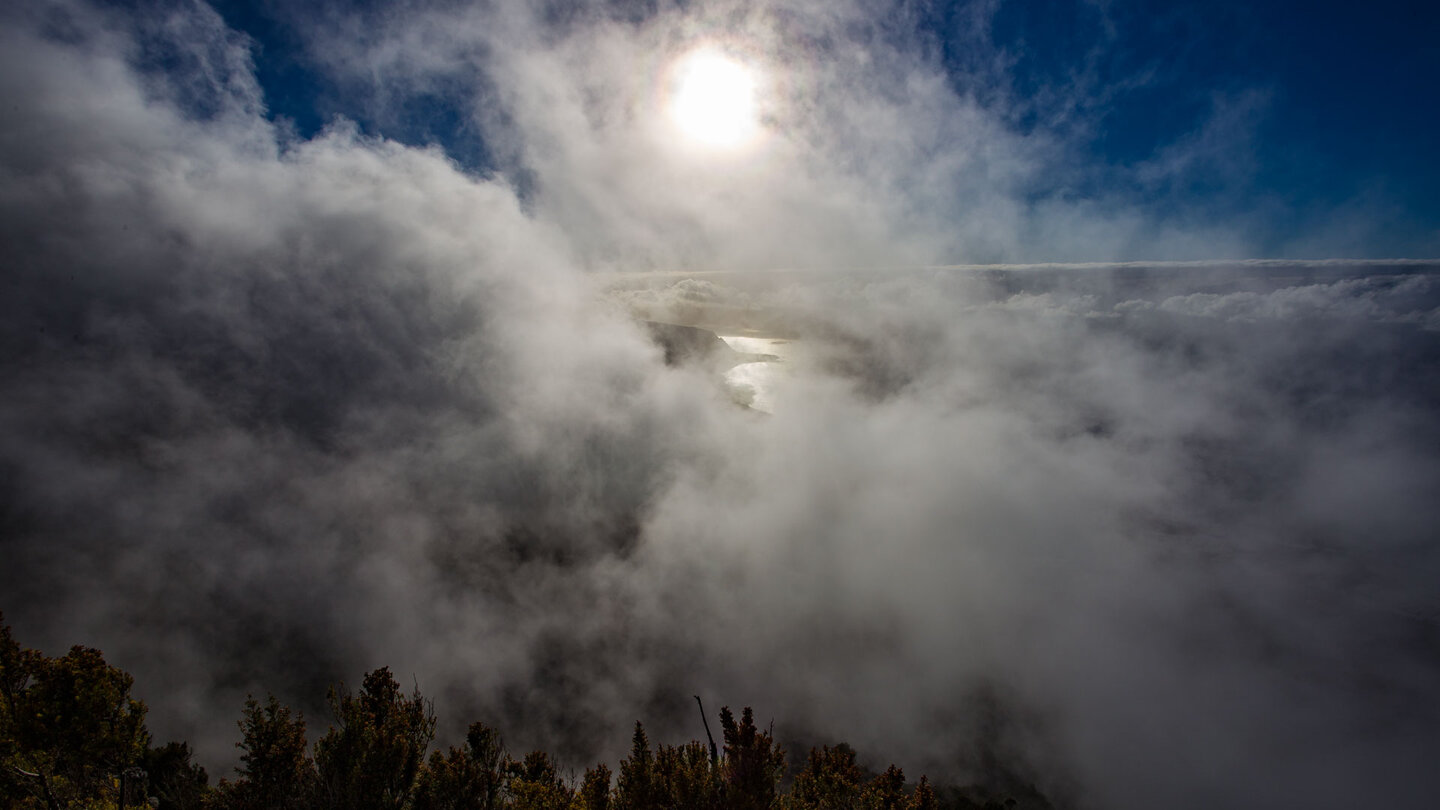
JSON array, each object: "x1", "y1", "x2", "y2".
[{"x1": 1, "y1": 613, "x2": 1054, "y2": 809}]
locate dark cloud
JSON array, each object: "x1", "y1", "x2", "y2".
[{"x1": 2, "y1": 3, "x2": 1439, "y2": 809}]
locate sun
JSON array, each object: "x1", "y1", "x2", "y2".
[{"x1": 668, "y1": 48, "x2": 761, "y2": 150}]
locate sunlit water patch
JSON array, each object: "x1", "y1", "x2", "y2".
[{"x1": 718, "y1": 335, "x2": 794, "y2": 413}]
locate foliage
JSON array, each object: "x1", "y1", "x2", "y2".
[
  {"x1": 719, "y1": 706, "x2": 785, "y2": 810},
  {"x1": 788, "y1": 743, "x2": 865, "y2": 809},
  {"x1": 220, "y1": 694, "x2": 315, "y2": 810},
  {"x1": 144, "y1": 741, "x2": 211, "y2": 810},
  {"x1": 505, "y1": 750, "x2": 572, "y2": 810},
  {"x1": 862, "y1": 765, "x2": 907, "y2": 810},
  {"x1": 413, "y1": 721, "x2": 507, "y2": 810},
  {"x1": 908, "y1": 776, "x2": 938, "y2": 810},
  {"x1": 574, "y1": 764, "x2": 610, "y2": 810},
  {"x1": 612, "y1": 723, "x2": 658, "y2": 810},
  {"x1": 0, "y1": 615, "x2": 1056, "y2": 810},
  {"x1": 654, "y1": 740, "x2": 723, "y2": 809},
  {"x1": 313, "y1": 667, "x2": 436, "y2": 810},
  {"x1": 615, "y1": 728, "x2": 729, "y2": 810},
  {"x1": 0, "y1": 613, "x2": 150, "y2": 810}
]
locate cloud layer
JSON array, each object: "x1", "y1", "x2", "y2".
[{"x1": 2, "y1": 3, "x2": 1439, "y2": 809}]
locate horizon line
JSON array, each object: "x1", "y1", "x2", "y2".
[{"x1": 600, "y1": 257, "x2": 1440, "y2": 280}]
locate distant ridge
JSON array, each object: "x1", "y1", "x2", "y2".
[{"x1": 604, "y1": 257, "x2": 1440, "y2": 279}]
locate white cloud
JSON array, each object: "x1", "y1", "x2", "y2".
[{"x1": 1, "y1": 3, "x2": 1438, "y2": 809}]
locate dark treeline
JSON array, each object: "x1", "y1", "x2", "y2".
[{"x1": 1, "y1": 614, "x2": 1052, "y2": 809}]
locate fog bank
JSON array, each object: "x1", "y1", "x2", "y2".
[{"x1": 2, "y1": 3, "x2": 1439, "y2": 809}]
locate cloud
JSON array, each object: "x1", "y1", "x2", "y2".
[
  {"x1": 278, "y1": 0, "x2": 1298, "y2": 267},
  {"x1": 2, "y1": 3, "x2": 1439, "y2": 810}
]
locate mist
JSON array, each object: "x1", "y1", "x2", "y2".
[{"x1": 2, "y1": 2, "x2": 1439, "y2": 809}]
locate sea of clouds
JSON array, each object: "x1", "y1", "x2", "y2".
[{"x1": 2, "y1": 2, "x2": 1438, "y2": 809}]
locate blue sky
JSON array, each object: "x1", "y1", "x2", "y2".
[{"x1": 203, "y1": 0, "x2": 1440, "y2": 260}]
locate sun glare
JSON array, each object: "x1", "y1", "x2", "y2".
[{"x1": 668, "y1": 49, "x2": 760, "y2": 150}]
